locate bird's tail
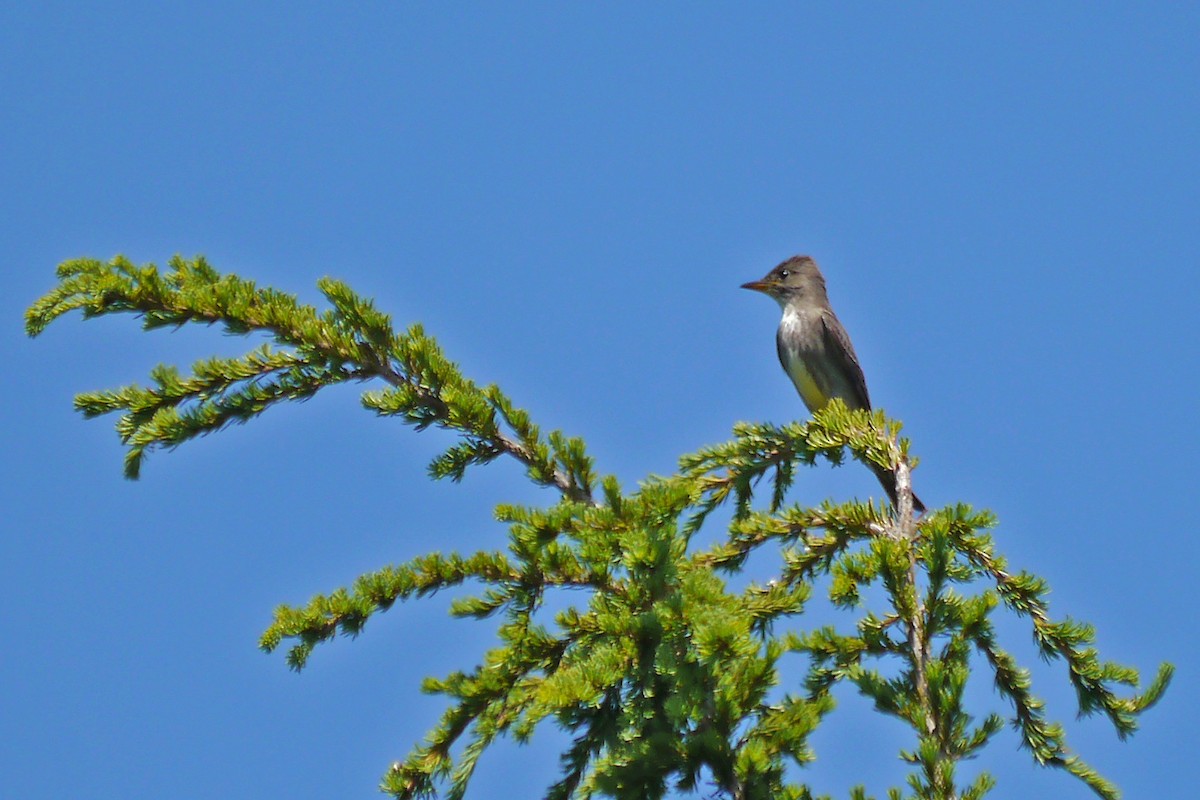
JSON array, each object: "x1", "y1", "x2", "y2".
[{"x1": 871, "y1": 463, "x2": 926, "y2": 515}]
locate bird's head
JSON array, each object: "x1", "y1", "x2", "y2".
[{"x1": 741, "y1": 255, "x2": 828, "y2": 307}]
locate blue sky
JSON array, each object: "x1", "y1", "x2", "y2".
[{"x1": 3, "y1": 4, "x2": 1197, "y2": 798}]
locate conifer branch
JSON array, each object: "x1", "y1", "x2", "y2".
[
  {"x1": 942, "y1": 512, "x2": 1174, "y2": 738},
  {"x1": 25, "y1": 255, "x2": 595, "y2": 502},
  {"x1": 689, "y1": 416, "x2": 1169, "y2": 799}
]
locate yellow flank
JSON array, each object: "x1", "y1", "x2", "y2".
[{"x1": 787, "y1": 359, "x2": 828, "y2": 412}]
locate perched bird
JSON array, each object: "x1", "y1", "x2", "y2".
[{"x1": 742, "y1": 255, "x2": 925, "y2": 513}]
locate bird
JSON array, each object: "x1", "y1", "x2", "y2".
[{"x1": 741, "y1": 255, "x2": 925, "y2": 513}]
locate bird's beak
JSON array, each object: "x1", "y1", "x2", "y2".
[{"x1": 740, "y1": 280, "x2": 772, "y2": 293}]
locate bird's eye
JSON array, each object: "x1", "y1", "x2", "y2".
[{"x1": 779, "y1": 269, "x2": 790, "y2": 279}]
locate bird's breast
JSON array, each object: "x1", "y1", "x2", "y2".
[{"x1": 777, "y1": 310, "x2": 828, "y2": 413}]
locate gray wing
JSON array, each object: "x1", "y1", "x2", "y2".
[{"x1": 819, "y1": 311, "x2": 872, "y2": 411}]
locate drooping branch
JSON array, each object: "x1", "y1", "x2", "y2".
[{"x1": 25, "y1": 255, "x2": 596, "y2": 502}]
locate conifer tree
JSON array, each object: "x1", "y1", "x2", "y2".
[{"x1": 26, "y1": 255, "x2": 1171, "y2": 800}]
